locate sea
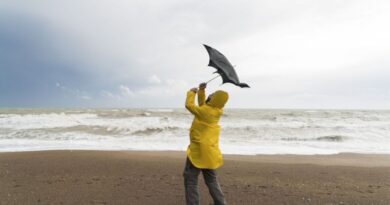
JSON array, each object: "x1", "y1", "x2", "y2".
[{"x1": 0, "y1": 108, "x2": 389, "y2": 155}]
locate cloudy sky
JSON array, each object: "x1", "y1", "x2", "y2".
[{"x1": 1, "y1": 0, "x2": 389, "y2": 109}]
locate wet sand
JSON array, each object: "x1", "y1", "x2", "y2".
[{"x1": 0, "y1": 150, "x2": 389, "y2": 205}]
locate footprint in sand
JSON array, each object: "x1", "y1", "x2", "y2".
[
  {"x1": 92, "y1": 177, "x2": 100, "y2": 181},
  {"x1": 368, "y1": 185, "x2": 381, "y2": 189}
]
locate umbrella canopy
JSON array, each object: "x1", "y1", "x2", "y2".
[{"x1": 204, "y1": 44, "x2": 250, "y2": 88}]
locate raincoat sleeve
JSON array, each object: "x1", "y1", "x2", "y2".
[
  {"x1": 197, "y1": 88, "x2": 206, "y2": 106},
  {"x1": 185, "y1": 91, "x2": 203, "y2": 118}
]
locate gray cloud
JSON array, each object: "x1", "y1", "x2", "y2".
[
  {"x1": 1, "y1": 0, "x2": 389, "y2": 108},
  {"x1": 0, "y1": 12, "x2": 91, "y2": 107}
]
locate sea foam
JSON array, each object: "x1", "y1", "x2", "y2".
[{"x1": 0, "y1": 109, "x2": 389, "y2": 154}]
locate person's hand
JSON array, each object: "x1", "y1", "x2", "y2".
[
  {"x1": 199, "y1": 82, "x2": 207, "y2": 90},
  {"x1": 190, "y1": 87, "x2": 198, "y2": 93}
]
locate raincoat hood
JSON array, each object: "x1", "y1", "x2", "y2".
[{"x1": 207, "y1": 90, "x2": 229, "y2": 109}]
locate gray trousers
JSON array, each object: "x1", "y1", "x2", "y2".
[{"x1": 183, "y1": 158, "x2": 227, "y2": 205}]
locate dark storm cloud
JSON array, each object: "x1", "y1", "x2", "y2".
[
  {"x1": 0, "y1": 10, "x2": 148, "y2": 107},
  {"x1": 1, "y1": 0, "x2": 389, "y2": 108},
  {"x1": 0, "y1": 12, "x2": 90, "y2": 107}
]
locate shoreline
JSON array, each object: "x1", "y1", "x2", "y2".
[
  {"x1": 1, "y1": 150, "x2": 389, "y2": 204},
  {"x1": 1, "y1": 149, "x2": 390, "y2": 167}
]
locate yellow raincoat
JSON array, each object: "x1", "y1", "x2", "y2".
[{"x1": 185, "y1": 88, "x2": 229, "y2": 169}]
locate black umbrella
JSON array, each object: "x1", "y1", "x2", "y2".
[{"x1": 204, "y1": 44, "x2": 250, "y2": 88}]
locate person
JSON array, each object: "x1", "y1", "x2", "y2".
[{"x1": 183, "y1": 82, "x2": 229, "y2": 205}]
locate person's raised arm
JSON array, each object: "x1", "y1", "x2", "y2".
[
  {"x1": 185, "y1": 87, "x2": 202, "y2": 117},
  {"x1": 198, "y1": 82, "x2": 206, "y2": 106}
]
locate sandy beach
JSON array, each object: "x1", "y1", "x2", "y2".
[{"x1": 0, "y1": 151, "x2": 389, "y2": 205}]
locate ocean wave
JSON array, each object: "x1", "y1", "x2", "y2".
[
  {"x1": 146, "y1": 109, "x2": 174, "y2": 112},
  {"x1": 1, "y1": 108, "x2": 390, "y2": 154},
  {"x1": 1, "y1": 124, "x2": 185, "y2": 139},
  {"x1": 132, "y1": 126, "x2": 181, "y2": 135},
  {"x1": 281, "y1": 135, "x2": 347, "y2": 142}
]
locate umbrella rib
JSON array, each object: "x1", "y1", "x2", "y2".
[{"x1": 206, "y1": 75, "x2": 220, "y2": 84}]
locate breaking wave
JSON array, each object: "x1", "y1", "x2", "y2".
[
  {"x1": 281, "y1": 135, "x2": 346, "y2": 142},
  {"x1": 1, "y1": 108, "x2": 390, "y2": 154}
]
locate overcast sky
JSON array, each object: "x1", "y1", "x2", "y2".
[{"x1": 1, "y1": 0, "x2": 389, "y2": 109}]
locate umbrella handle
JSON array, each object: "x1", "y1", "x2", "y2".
[{"x1": 206, "y1": 75, "x2": 220, "y2": 84}]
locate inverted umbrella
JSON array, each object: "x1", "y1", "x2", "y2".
[{"x1": 204, "y1": 44, "x2": 250, "y2": 88}]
